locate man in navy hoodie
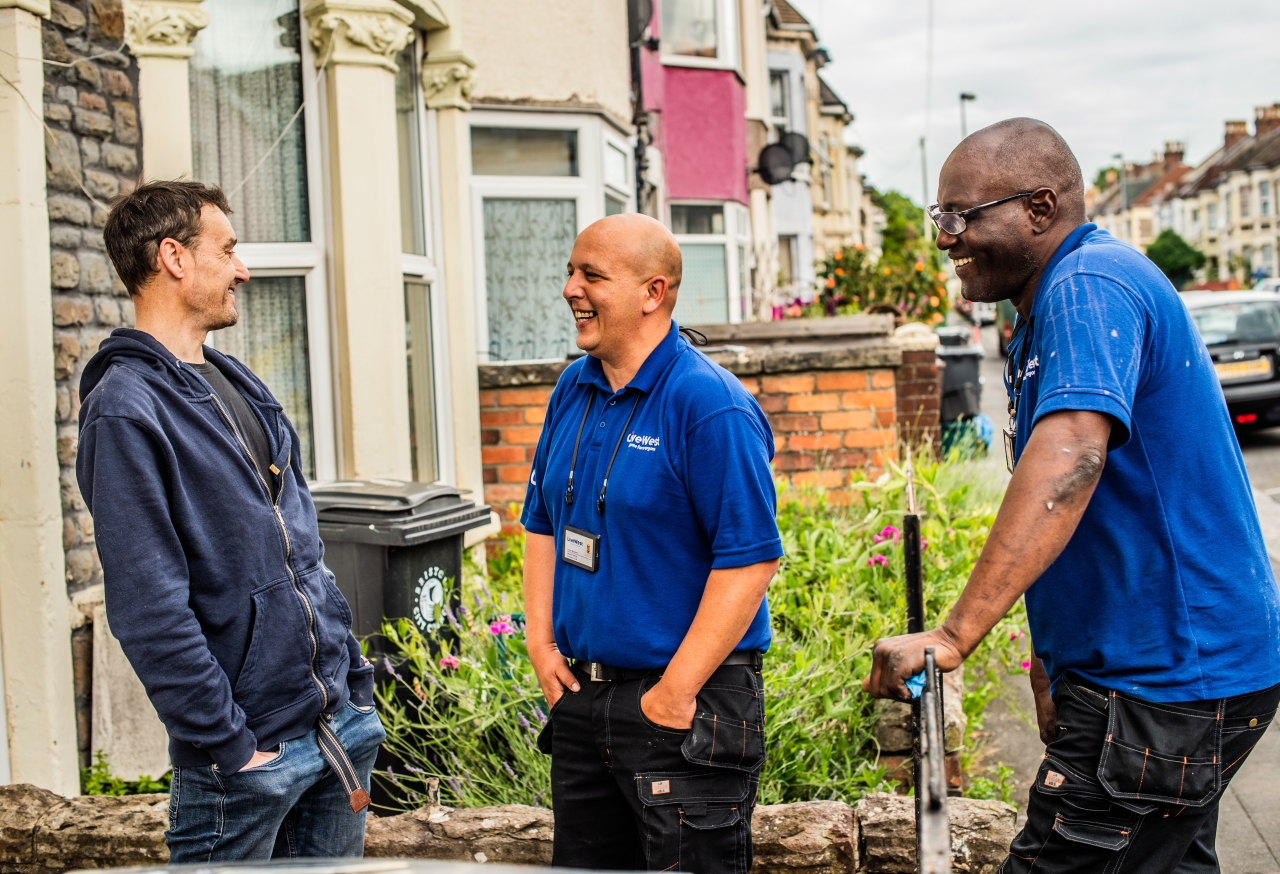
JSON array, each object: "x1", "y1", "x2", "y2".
[{"x1": 77, "y1": 181, "x2": 383, "y2": 862}]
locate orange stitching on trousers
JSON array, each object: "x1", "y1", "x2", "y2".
[
  {"x1": 1224, "y1": 742, "x2": 1257, "y2": 775},
  {"x1": 1136, "y1": 748, "x2": 1149, "y2": 798}
]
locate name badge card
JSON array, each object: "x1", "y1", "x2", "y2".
[{"x1": 562, "y1": 525, "x2": 600, "y2": 572}]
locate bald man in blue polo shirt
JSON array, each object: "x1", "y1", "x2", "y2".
[{"x1": 522, "y1": 213, "x2": 783, "y2": 874}]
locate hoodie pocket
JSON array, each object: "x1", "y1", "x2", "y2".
[{"x1": 234, "y1": 578, "x2": 316, "y2": 719}]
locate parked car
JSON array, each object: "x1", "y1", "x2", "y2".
[
  {"x1": 1254, "y1": 277, "x2": 1280, "y2": 293},
  {"x1": 994, "y1": 298, "x2": 1017, "y2": 357},
  {"x1": 1184, "y1": 290, "x2": 1280, "y2": 428},
  {"x1": 953, "y1": 295, "x2": 994, "y2": 326}
]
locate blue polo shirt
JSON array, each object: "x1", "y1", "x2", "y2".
[
  {"x1": 1007, "y1": 223, "x2": 1280, "y2": 702},
  {"x1": 521, "y1": 322, "x2": 782, "y2": 669}
]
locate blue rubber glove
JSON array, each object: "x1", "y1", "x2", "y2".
[{"x1": 905, "y1": 671, "x2": 926, "y2": 699}]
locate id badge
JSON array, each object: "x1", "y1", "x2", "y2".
[{"x1": 562, "y1": 525, "x2": 600, "y2": 572}]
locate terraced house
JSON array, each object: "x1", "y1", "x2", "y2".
[{"x1": 1, "y1": 0, "x2": 905, "y2": 794}]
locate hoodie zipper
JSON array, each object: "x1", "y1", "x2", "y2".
[{"x1": 209, "y1": 392, "x2": 329, "y2": 711}]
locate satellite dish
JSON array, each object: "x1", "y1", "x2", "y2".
[
  {"x1": 628, "y1": 0, "x2": 653, "y2": 44},
  {"x1": 757, "y1": 143, "x2": 796, "y2": 185},
  {"x1": 781, "y1": 132, "x2": 811, "y2": 166}
]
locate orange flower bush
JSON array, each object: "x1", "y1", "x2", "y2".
[{"x1": 813, "y1": 248, "x2": 950, "y2": 325}]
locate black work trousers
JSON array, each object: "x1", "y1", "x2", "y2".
[
  {"x1": 539, "y1": 662, "x2": 764, "y2": 874},
  {"x1": 999, "y1": 674, "x2": 1279, "y2": 874}
]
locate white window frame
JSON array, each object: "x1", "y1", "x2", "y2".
[
  {"x1": 670, "y1": 199, "x2": 750, "y2": 325},
  {"x1": 660, "y1": 0, "x2": 740, "y2": 72},
  {"x1": 208, "y1": 11, "x2": 337, "y2": 484},
  {"x1": 470, "y1": 110, "x2": 624, "y2": 364}
]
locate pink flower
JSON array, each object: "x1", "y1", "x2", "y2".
[
  {"x1": 867, "y1": 555, "x2": 889, "y2": 567},
  {"x1": 921, "y1": 538, "x2": 928, "y2": 552},
  {"x1": 873, "y1": 525, "x2": 901, "y2": 545},
  {"x1": 439, "y1": 655, "x2": 460, "y2": 670},
  {"x1": 1020, "y1": 661, "x2": 1032, "y2": 670},
  {"x1": 489, "y1": 615, "x2": 516, "y2": 635},
  {"x1": 1009, "y1": 631, "x2": 1019, "y2": 641}
]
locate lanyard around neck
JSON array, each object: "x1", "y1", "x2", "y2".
[{"x1": 563, "y1": 386, "x2": 643, "y2": 514}]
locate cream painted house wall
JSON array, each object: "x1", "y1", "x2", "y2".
[{"x1": 460, "y1": 0, "x2": 631, "y2": 128}]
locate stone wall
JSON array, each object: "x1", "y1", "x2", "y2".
[
  {"x1": 479, "y1": 319, "x2": 939, "y2": 536},
  {"x1": 41, "y1": 0, "x2": 141, "y2": 769},
  {"x1": 0, "y1": 783, "x2": 1016, "y2": 874}
]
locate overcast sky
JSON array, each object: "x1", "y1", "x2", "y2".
[{"x1": 787, "y1": 0, "x2": 1280, "y2": 205}]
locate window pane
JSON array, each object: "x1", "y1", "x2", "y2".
[
  {"x1": 484, "y1": 199, "x2": 578, "y2": 361},
  {"x1": 190, "y1": 0, "x2": 310, "y2": 243},
  {"x1": 1191, "y1": 301, "x2": 1280, "y2": 344},
  {"x1": 396, "y1": 38, "x2": 427, "y2": 256},
  {"x1": 671, "y1": 204, "x2": 724, "y2": 234},
  {"x1": 472, "y1": 128, "x2": 578, "y2": 177},
  {"x1": 605, "y1": 194, "x2": 626, "y2": 216},
  {"x1": 778, "y1": 235, "x2": 797, "y2": 284},
  {"x1": 662, "y1": 0, "x2": 718, "y2": 58},
  {"x1": 605, "y1": 143, "x2": 628, "y2": 190},
  {"x1": 769, "y1": 71, "x2": 788, "y2": 121},
  {"x1": 405, "y1": 280, "x2": 437, "y2": 482},
  {"x1": 674, "y1": 243, "x2": 728, "y2": 325},
  {"x1": 214, "y1": 277, "x2": 315, "y2": 478}
]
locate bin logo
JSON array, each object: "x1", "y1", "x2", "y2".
[{"x1": 413, "y1": 566, "x2": 447, "y2": 632}]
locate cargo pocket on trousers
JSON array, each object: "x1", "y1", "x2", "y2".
[
  {"x1": 681, "y1": 673, "x2": 765, "y2": 771},
  {"x1": 1022, "y1": 816, "x2": 1133, "y2": 873},
  {"x1": 1097, "y1": 691, "x2": 1222, "y2": 808},
  {"x1": 636, "y1": 770, "x2": 750, "y2": 873}
]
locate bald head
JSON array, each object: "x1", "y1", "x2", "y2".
[
  {"x1": 944, "y1": 118, "x2": 1086, "y2": 222},
  {"x1": 583, "y1": 213, "x2": 683, "y2": 304}
]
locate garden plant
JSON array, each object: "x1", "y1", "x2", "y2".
[{"x1": 374, "y1": 453, "x2": 1029, "y2": 811}]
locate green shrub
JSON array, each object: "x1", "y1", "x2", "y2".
[
  {"x1": 81, "y1": 750, "x2": 171, "y2": 796},
  {"x1": 375, "y1": 454, "x2": 1026, "y2": 809}
]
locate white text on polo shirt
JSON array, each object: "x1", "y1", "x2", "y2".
[{"x1": 626, "y1": 432, "x2": 660, "y2": 451}]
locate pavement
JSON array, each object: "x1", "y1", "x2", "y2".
[{"x1": 964, "y1": 323, "x2": 1280, "y2": 873}]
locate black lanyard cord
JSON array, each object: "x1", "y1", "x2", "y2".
[
  {"x1": 597, "y1": 394, "x2": 642, "y2": 514},
  {"x1": 1005, "y1": 316, "x2": 1035, "y2": 417},
  {"x1": 563, "y1": 387, "x2": 644, "y2": 514},
  {"x1": 564, "y1": 389, "x2": 595, "y2": 505}
]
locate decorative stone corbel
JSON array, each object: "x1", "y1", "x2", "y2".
[
  {"x1": 421, "y1": 48, "x2": 475, "y2": 111},
  {"x1": 302, "y1": 0, "x2": 414, "y2": 73},
  {"x1": 122, "y1": 0, "x2": 208, "y2": 59}
]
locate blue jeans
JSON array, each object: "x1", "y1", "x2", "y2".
[{"x1": 166, "y1": 701, "x2": 385, "y2": 863}]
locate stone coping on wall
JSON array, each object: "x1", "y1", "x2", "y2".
[{"x1": 478, "y1": 337, "x2": 905, "y2": 388}]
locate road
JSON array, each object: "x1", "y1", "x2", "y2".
[{"x1": 966, "y1": 323, "x2": 1280, "y2": 873}]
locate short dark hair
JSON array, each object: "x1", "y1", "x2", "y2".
[{"x1": 103, "y1": 180, "x2": 233, "y2": 296}]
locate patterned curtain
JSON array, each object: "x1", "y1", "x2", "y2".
[
  {"x1": 483, "y1": 199, "x2": 578, "y2": 361},
  {"x1": 216, "y1": 277, "x2": 315, "y2": 478},
  {"x1": 674, "y1": 243, "x2": 729, "y2": 326},
  {"x1": 189, "y1": 0, "x2": 310, "y2": 243}
]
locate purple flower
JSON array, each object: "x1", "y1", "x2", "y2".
[
  {"x1": 533, "y1": 706, "x2": 547, "y2": 724},
  {"x1": 873, "y1": 525, "x2": 901, "y2": 545},
  {"x1": 502, "y1": 760, "x2": 518, "y2": 779},
  {"x1": 518, "y1": 712, "x2": 531, "y2": 730},
  {"x1": 867, "y1": 554, "x2": 889, "y2": 567},
  {"x1": 439, "y1": 654, "x2": 460, "y2": 671}
]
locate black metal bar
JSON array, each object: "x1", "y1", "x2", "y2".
[
  {"x1": 904, "y1": 513, "x2": 924, "y2": 635},
  {"x1": 918, "y1": 648, "x2": 951, "y2": 873}
]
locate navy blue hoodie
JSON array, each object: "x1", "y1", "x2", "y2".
[{"x1": 77, "y1": 329, "x2": 373, "y2": 773}]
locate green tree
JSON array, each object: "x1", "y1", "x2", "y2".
[
  {"x1": 1145, "y1": 229, "x2": 1206, "y2": 289},
  {"x1": 868, "y1": 187, "x2": 941, "y2": 271},
  {"x1": 1092, "y1": 166, "x2": 1118, "y2": 192}
]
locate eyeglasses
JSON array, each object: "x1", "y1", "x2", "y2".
[{"x1": 927, "y1": 192, "x2": 1033, "y2": 236}]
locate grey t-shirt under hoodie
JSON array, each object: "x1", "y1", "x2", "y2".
[{"x1": 191, "y1": 361, "x2": 273, "y2": 488}]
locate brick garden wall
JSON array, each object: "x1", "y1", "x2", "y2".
[
  {"x1": 895, "y1": 349, "x2": 942, "y2": 447},
  {"x1": 41, "y1": 0, "x2": 142, "y2": 767},
  {"x1": 477, "y1": 338, "x2": 933, "y2": 538}
]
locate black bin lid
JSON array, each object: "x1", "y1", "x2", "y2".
[{"x1": 311, "y1": 479, "x2": 492, "y2": 546}]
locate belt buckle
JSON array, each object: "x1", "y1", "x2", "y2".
[{"x1": 590, "y1": 662, "x2": 606, "y2": 682}]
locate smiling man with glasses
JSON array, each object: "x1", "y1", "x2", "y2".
[{"x1": 865, "y1": 118, "x2": 1280, "y2": 873}]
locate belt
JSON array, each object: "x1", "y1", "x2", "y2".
[{"x1": 572, "y1": 650, "x2": 763, "y2": 683}]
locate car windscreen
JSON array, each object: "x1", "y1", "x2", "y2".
[{"x1": 1189, "y1": 301, "x2": 1280, "y2": 346}]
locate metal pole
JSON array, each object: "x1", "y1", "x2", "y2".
[
  {"x1": 920, "y1": 136, "x2": 933, "y2": 251},
  {"x1": 1114, "y1": 152, "x2": 1127, "y2": 241},
  {"x1": 917, "y1": 648, "x2": 951, "y2": 873},
  {"x1": 959, "y1": 93, "x2": 975, "y2": 139}
]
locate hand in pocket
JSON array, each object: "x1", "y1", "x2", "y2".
[{"x1": 240, "y1": 747, "x2": 282, "y2": 772}]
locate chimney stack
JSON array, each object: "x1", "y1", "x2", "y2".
[
  {"x1": 1163, "y1": 141, "x2": 1185, "y2": 169},
  {"x1": 1225, "y1": 120, "x2": 1249, "y2": 149},
  {"x1": 1256, "y1": 103, "x2": 1280, "y2": 137}
]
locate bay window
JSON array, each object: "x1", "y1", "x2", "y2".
[{"x1": 660, "y1": 0, "x2": 739, "y2": 69}]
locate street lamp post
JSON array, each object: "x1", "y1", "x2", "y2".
[
  {"x1": 959, "y1": 93, "x2": 975, "y2": 139},
  {"x1": 1114, "y1": 152, "x2": 1127, "y2": 241}
]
